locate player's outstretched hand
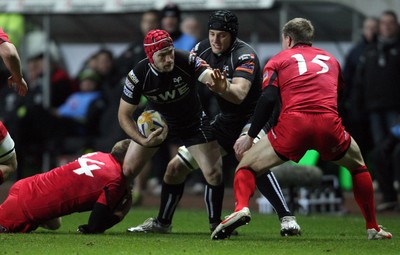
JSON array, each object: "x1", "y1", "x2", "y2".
[
  {"x1": 8, "y1": 76, "x2": 28, "y2": 96},
  {"x1": 206, "y1": 69, "x2": 228, "y2": 94}
]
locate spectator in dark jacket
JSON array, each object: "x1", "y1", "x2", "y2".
[
  {"x1": 340, "y1": 17, "x2": 378, "y2": 155},
  {"x1": 355, "y1": 10, "x2": 400, "y2": 211},
  {"x1": 355, "y1": 11, "x2": 400, "y2": 145}
]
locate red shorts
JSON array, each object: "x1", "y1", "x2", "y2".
[
  {"x1": 268, "y1": 112, "x2": 350, "y2": 163},
  {"x1": 0, "y1": 180, "x2": 38, "y2": 233}
]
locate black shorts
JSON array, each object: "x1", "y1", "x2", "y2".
[
  {"x1": 211, "y1": 115, "x2": 248, "y2": 154},
  {"x1": 211, "y1": 114, "x2": 272, "y2": 155},
  {"x1": 168, "y1": 113, "x2": 216, "y2": 147}
]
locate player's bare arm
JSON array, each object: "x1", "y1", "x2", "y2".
[
  {"x1": 0, "y1": 41, "x2": 28, "y2": 96},
  {"x1": 217, "y1": 75, "x2": 252, "y2": 104},
  {"x1": 201, "y1": 69, "x2": 251, "y2": 104}
]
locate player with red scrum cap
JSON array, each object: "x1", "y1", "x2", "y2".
[{"x1": 119, "y1": 29, "x2": 230, "y2": 232}]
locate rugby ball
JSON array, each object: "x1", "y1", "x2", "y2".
[{"x1": 137, "y1": 110, "x2": 166, "y2": 137}]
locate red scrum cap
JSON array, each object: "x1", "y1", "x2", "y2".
[{"x1": 144, "y1": 29, "x2": 174, "y2": 64}]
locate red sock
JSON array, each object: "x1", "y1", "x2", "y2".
[
  {"x1": 350, "y1": 166, "x2": 378, "y2": 230},
  {"x1": 234, "y1": 167, "x2": 256, "y2": 212}
]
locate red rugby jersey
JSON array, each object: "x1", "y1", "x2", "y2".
[
  {"x1": 262, "y1": 44, "x2": 344, "y2": 114},
  {"x1": 18, "y1": 152, "x2": 127, "y2": 222}
]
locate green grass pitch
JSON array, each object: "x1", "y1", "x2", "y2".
[{"x1": 1, "y1": 208, "x2": 398, "y2": 255}]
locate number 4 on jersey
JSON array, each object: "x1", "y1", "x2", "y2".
[{"x1": 73, "y1": 157, "x2": 105, "y2": 177}]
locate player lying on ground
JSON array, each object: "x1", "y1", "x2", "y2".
[{"x1": 0, "y1": 139, "x2": 132, "y2": 233}]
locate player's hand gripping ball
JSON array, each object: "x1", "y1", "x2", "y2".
[{"x1": 137, "y1": 110, "x2": 166, "y2": 137}]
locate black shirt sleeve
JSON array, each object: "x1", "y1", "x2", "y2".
[
  {"x1": 121, "y1": 62, "x2": 146, "y2": 105},
  {"x1": 248, "y1": 85, "x2": 279, "y2": 138},
  {"x1": 78, "y1": 203, "x2": 120, "y2": 234}
]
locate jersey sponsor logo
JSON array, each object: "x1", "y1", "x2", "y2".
[
  {"x1": 173, "y1": 76, "x2": 183, "y2": 85},
  {"x1": 238, "y1": 53, "x2": 255, "y2": 61},
  {"x1": 128, "y1": 70, "x2": 139, "y2": 84},
  {"x1": 73, "y1": 157, "x2": 105, "y2": 177},
  {"x1": 236, "y1": 63, "x2": 254, "y2": 74},
  {"x1": 123, "y1": 86, "x2": 133, "y2": 98},
  {"x1": 125, "y1": 78, "x2": 135, "y2": 90},
  {"x1": 147, "y1": 84, "x2": 190, "y2": 102}
]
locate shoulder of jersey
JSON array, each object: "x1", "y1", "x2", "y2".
[
  {"x1": 193, "y1": 39, "x2": 211, "y2": 54},
  {"x1": 132, "y1": 58, "x2": 150, "y2": 73},
  {"x1": 174, "y1": 49, "x2": 192, "y2": 65}
]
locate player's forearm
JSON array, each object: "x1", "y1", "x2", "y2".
[
  {"x1": 112, "y1": 193, "x2": 132, "y2": 220},
  {"x1": 78, "y1": 203, "x2": 119, "y2": 234},
  {"x1": 248, "y1": 86, "x2": 278, "y2": 138},
  {"x1": 1, "y1": 43, "x2": 23, "y2": 80},
  {"x1": 217, "y1": 79, "x2": 249, "y2": 104},
  {"x1": 118, "y1": 100, "x2": 145, "y2": 145},
  {"x1": 7, "y1": 55, "x2": 23, "y2": 80},
  {"x1": 119, "y1": 115, "x2": 143, "y2": 144}
]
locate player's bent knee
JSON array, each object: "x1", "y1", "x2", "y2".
[
  {"x1": 122, "y1": 162, "x2": 144, "y2": 179},
  {"x1": 164, "y1": 158, "x2": 189, "y2": 184},
  {"x1": 203, "y1": 169, "x2": 223, "y2": 186}
]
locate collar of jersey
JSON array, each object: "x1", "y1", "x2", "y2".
[{"x1": 148, "y1": 63, "x2": 160, "y2": 76}]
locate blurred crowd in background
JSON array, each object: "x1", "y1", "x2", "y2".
[{"x1": 0, "y1": 3, "x2": 400, "y2": 212}]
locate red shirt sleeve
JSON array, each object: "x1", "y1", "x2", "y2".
[
  {"x1": 262, "y1": 59, "x2": 279, "y2": 90},
  {"x1": 0, "y1": 28, "x2": 10, "y2": 44}
]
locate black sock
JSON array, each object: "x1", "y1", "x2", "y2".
[
  {"x1": 204, "y1": 182, "x2": 224, "y2": 225},
  {"x1": 256, "y1": 170, "x2": 292, "y2": 218},
  {"x1": 157, "y1": 181, "x2": 185, "y2": 225}
]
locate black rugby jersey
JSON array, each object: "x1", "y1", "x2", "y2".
[
  {"x1": 192, "y1": 38, "x2": 261, "y2": 122},
  {"x1": 121, "y1": 50, "x2": 208, "y2": 127}
]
